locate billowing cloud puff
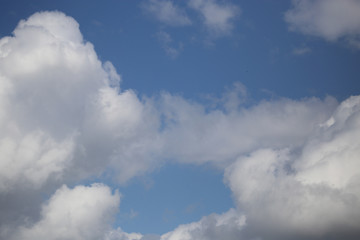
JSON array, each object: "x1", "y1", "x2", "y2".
[
  {"x1": 7, "y1": 184, "x2": 119, "y2": 240},
  {"x1": 295, "y1": 96, "x2": 360, "y2": 189},
  {"x1": 225, "y1": 96, "x2": 360, "y2": 240},
  {"x1": 285, "y1": 0, "x2": 360, "y2": 48},
  {"x1": 0, "y1": 11, "x2": 161, "y2": 192}
]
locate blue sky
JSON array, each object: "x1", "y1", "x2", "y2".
[
  {"x1": 2, "y1": 0, "x2": 359, "y2": 101},
  {"x1": 0, "y1": 1, "x2": 360, "y2": 240}
]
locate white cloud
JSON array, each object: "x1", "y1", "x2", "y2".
[
  {"x1": 188, "y1": 0, "x2": 240, "y2": 37},
  {"x1": 105, "y1": 227, "x2": 143, "y2": 240},
  {"x1": 295, "y1": 96, "x2": 360, "y2": 189},
  {"x1": 9, "y1": 184, "x2": 120, "y2": 240},
  {"x1": 1, "y1": 10, "x2": 360, "y2": 240},
  {"x1": 0, "y1": 12, "x2": 162, "y2": 237},
  {"x1": 161, "y1": 209, "x2": 245, "y2": 240},
  {"x1": 285, "y1": 0, "x2": 360, "y2": 47},
  {"x1": 224, "y1": 96, "x2": 360, "y2": 239},
  {"x1": 0, "y1": 11, "x2": 163, "y2": 192},
  {"x1": 142, "y1": 0, "x2": 191, "y2": 26},
  {"x1": 0, "y1": 11, "x2": 97, "y2": 191},
  {"x1": 160, "y1": 93, "x2": 337, "y2": 166},
  {"x1": 0, "y1": 130, "x2": 75, "y2": 191}
]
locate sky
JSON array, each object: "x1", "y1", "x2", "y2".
[{"x1": 0, "y1": 0, "x2": 360, "y2": 240}]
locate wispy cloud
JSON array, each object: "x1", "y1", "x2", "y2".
[
  {"x1": 141, "y1": 0, "x2": 191, "y2": 26},
  {"x1": 292, "y1": 46, "x2": 311, "y2": 55},
  {"x1": 155, "y1": 31, "x2": 183, "y2": 58},
  {"x1": 285, "y1": 0, "x2": 360, "y2": 48},
  {"x1": 188, "y1": 0, "x2": 241, "y2": 37}
]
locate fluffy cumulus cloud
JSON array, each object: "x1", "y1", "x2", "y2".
[
  {"x1": 1, "y1": 10, "x2": 360, "y2": 240},
  {"x1": 159, "y1": 94, "x2": 360, "y2": 239},
  {"x1": 225, "y1": 96, "x2": 360, "y2": 240},
  {"x1": 285, "y1": 0, "x2": 360, "y2": 47},
  {"x1": 7, "y1": 184, "x2": 119, "y2": 240},
  {"x1": 0, "y1": 11, "x2": 161, "y2": 192},
  {"x1": 0, "y1": 11, "x2": 161, "y2": 238}
]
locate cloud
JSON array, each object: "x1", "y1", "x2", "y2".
[
  {"x1": 292, "y1": 46, "x2": 311, "y2": 55},
  {"x1": 155, "y1": 31, "x2": 183, "y2": 58},
  {"x1": 7, "y1": 184, "x2": 120, "y2": 240},
  {"x1": 105, "y1": 228, "x2": 143, "y2": 240},
  {"x1": 155, "y1": 95, "x2": 360, "y2": 239},
  {"x1": 188, "y1": 0, "x2": 241, "y2": 37},
  {"x1": 0, "y1": 131, "x2": 75, "y2": 191},
  {"x1": 142, "y1": 0, "x2": 241, "y2": 51},
  {"x1": 0, "y1": 11, "x2": 161, "y2": 192},
  {"x1": 224, "y1": 96, "x2": 360, "y2": 240},
  {"x1": 0, "y1": 11, "x2": 96, "y2": 191},
  {"x1": 0, "y1": 11, "x2": 164, "y2": 237},
  {"x1": 295, "y1": 96, "x2": 360, "y2": 189},
  {"x1": 285, "y1": 0, "x2": 360, "y2": 47},
  {"x1": 161, "y1": 209, "x2": 245, "y2": 240},
  {"x1": 1, "y1": 10, "x2": 360, "y2": 240},
  {"x1": 141, "y1": 0, "x2": 191, "y2": 26},
  {"x1": 160, "y1": 92, "x2": 337, "y2": 166}
]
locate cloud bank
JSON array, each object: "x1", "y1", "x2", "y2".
[
  {"x1": 224, "y1": 98, "x2": 360, "y2": 240},
  {"x1": 1, "y1": 10, "x2": 360, "y2": 240}
]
